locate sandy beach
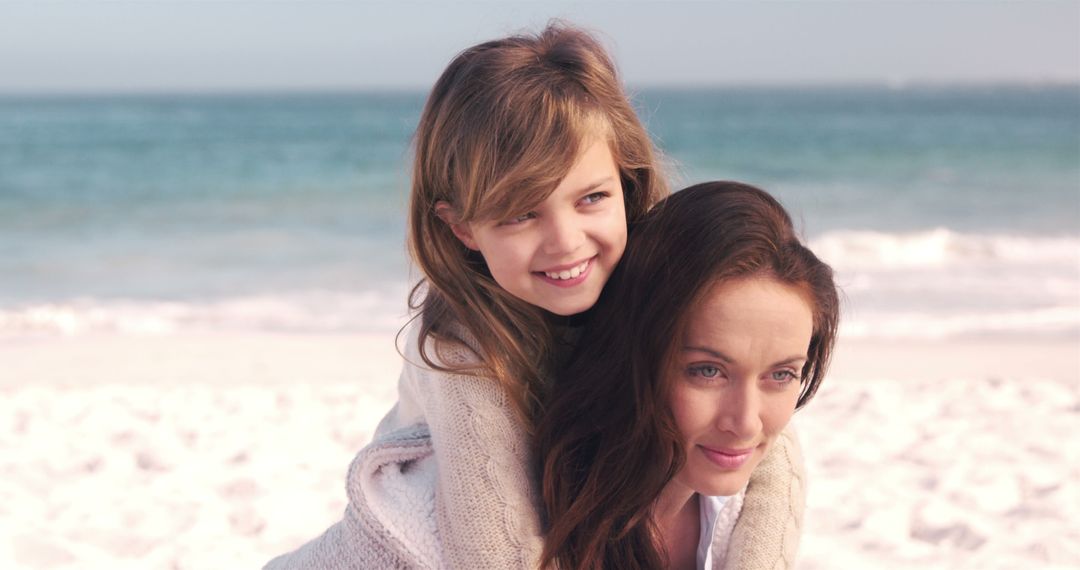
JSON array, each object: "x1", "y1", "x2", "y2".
[{"x1": 2, "y1": 330, "x2": 1077, "y2": 569}]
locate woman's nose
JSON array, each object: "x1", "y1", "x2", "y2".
[{"x1": 715, "y1": 383, "x2": 763, "y2": 440}]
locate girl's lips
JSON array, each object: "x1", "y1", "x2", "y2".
[
  {"x1": 698, "y1": 445, "x2": 755, "y2": 470},
  {"x1": 533, "y1": 257, "x2": 594, "y2": 288}
]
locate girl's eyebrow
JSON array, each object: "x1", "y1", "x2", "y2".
[
  {"x1": 574, "y1": 177, "x2": 616, "y2": 195},
  {"x1": 681, "y1": 346, "x2": 807, "y2": 368}
]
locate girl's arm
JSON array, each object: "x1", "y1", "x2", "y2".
[
  {"x1": 427, "y1": 372, "x2": 543, "y2": 568},
  {"x1": 409, "y1": 339, "x2": 544, "y2": 569},
  {"x1": 722, "y1": 425, "x2": 806, "y2": 570}
]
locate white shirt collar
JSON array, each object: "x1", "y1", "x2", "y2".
[{"x1": 697, "y1": 494, "x2": 729, "y2": 570}]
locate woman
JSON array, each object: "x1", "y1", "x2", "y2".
[{"x1": 538, "y1": 181, "x2": 840, "y2": 569}]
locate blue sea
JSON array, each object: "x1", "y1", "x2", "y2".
[{"x1": 1, "y1": 86, "x2": 1077, "y2": 340}]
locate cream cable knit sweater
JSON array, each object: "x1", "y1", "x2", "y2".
[
  {"x1": 719, "y1": 428, "x2": 805, "y2": 570},
  {"x1": 264, "y1": 423, "x2": 441, "y2": 569},
  {"x1": 265, "y1": 323, "x2": 805, "y2": 569}
]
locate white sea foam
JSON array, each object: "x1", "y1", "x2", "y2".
[
  {"x1": 809, "y1": 229, "x2": 1080, "y2": 270},
  {"x1": 810, "y1": 229, "x2": 1080, "y2": 339},
  {"x1": 0, "y1": 290, "x2": 411, "y2": 339},
  {"x1": 841, "y1": 305, "x2": 1080, "y2": 340},
  {"x1": 2, "y1": 230, "x2": 1077, "y2": 342}
]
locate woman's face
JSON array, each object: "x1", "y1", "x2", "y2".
[{"x1": 667, "y1": 276, "x2": 813, "y2": 497}]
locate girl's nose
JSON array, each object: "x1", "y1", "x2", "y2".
[
  {"x1": 715, "y1": 383, "x2": 763, "y2": 440},
  {"x1": 541, "y1": 214, "x2": 585, "y2": 255}
]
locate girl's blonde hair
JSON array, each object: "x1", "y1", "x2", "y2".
[{"x1": 407, "y1": 21, "x2": 668, "y2": 426}]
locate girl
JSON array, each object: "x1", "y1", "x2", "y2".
[
  {"x1": 266, "y1": 24, "x2": 805, "y2": 569},
  {"x1": 539, "y1": 181, "x2": 839, "y2": 569}
]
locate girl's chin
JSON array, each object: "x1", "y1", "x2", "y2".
[{"x1": 534, "y1": 291, "x2": 602, "y2": 317}]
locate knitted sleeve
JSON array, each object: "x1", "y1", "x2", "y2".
[
  {"x1": 413, "y1": 342, "x2": 544, "y2": 569},
  {"x1": 721, "y1": 425, "x2": 806, "y2": 570}
]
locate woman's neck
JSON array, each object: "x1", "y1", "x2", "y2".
[{"x1": 653, "y1": 481, "x2": 700, "y2": 570}]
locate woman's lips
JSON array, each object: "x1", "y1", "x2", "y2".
[
  {"x1": 533, "y1": 256, "x2": 594, "y2": 288},
  {"x1": 698, "y1": 445, "x2": 755, "y2": 470}
]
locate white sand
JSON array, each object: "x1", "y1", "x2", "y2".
[
  {"x1": 798, "y1": 339, "x2": 1080, "y2": 569},
  {"x1": 1, "y1": 332, "x2": 1077, "y2": 569}
]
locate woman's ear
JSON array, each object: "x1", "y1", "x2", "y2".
[{"x1": 435, "y1": 201, "x2": 480, "y2": 250}]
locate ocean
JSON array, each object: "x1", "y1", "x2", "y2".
[{"x1": 1, "y1": 86, "x2": 1077, "y2": 340}]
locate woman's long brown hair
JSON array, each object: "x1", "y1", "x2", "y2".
[
  {"x1": 538, "y1": 181, "x2": 840, "y2": 569},
  {"x1": 407, "y1": 22, "x2": 667, "y2": 426}
]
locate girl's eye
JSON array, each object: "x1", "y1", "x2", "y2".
[
  {"x1": 579, "y1": 191, "x2": 608, "y2": 206},
  {"x1": 769, "y1": 369, "x2": 798, "y2": 385},
  {"x1": 687, "y1": 364, "x2": 723, "y2": 380},
  {"x1": 499, "y1": 212, "x2": 535, "y2": 226}
]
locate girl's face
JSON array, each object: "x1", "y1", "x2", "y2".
[
  {"x1": 667, "y1": 276, "x2": 812, "y2": 497},
  {"x1": 449, "y1": 137, "x2": 627, "y2": 316}
]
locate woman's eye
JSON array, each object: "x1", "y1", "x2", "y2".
[
  {"x1": 770, "y1": 370, "x2": 798, "y2": 384},
  {"x1": 579, "y1": 192, "x2": 607, "y2": 206},
  {"x1": 688, "y1": 365, "x2": 722, "y2": 379}
]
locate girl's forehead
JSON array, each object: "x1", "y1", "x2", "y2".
[
  {"x1": 468, "y1": 177, "x2": 560, "y2": 222},
  {"x1": 467, "y1": 127, "x2": 615, "y2": 222}
]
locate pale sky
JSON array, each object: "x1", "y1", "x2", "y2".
[{"x1": 0, "y1": 1, "x2": 1077, "y2": 93}]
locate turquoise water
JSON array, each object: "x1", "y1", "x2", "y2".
[
  {"x1": 642, "y1": 86, "x2": 1079, "y2": 233},
  {"x1": 0, "y1": 93, "x2": 422, "y2": 302},
  {"x1": 1, "y1": 86, "x2": 1077, "y2": 338}
]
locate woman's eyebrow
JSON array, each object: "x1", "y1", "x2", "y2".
[
  {"x1": 770, "y1": 356, "x2": 808, "y2": 367},
  {"x1": 680, "y1": 346, "x2": 733, "y2": 363},
  {"x1": 681, "y1": 347, "x2": 807, "y2": 368}
]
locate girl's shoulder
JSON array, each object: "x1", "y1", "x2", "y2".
[
  {"x1": 384, "y1": 320, "x2": 504, "y2": 437},
  {"x1": 400, "y1": 318, "x2": 485, "y2": 371}
]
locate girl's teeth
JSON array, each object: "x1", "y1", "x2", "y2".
[{"x1": 545, "y1": 260, "x2": 589, "y2": 280}]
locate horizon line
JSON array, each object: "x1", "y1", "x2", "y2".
[{"x1": 2, "y1": 78, "x2": 1078, "y2": 99}]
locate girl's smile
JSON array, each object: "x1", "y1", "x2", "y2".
[{"x1": 533, "y1": 256, "x2": 594, "y2": 287}]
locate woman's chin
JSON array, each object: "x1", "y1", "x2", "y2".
[{"x1": 697, "y1": 475, "x2": 752, "y2": 498}]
